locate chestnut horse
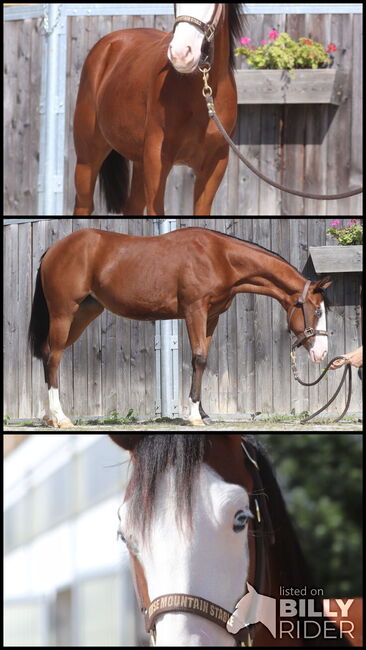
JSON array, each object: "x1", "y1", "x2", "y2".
[
  {"x1": 28, "y1": 227, "x2": 331, "y2": 428},
  {"x1": 73, "y1": 4, "x2": 242, "y2": 216}
]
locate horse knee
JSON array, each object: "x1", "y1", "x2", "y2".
[{"x1": 192, "y1": 354, "x2": 207, "y2": 371}]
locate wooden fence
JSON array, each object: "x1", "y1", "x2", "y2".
[
  {"x1": 4, "y1": 5, "x2": 362, "y2": 216},
  {"x1": 3, "y1": 219, "x2": 362, "y2": 421}
]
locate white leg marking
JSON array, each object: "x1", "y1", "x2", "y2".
[
  {"x1": 43, "y1": 390, "x2": 52, "y2": 423},
  {"x1": 187, "y1": 397, "x2": 205, "y2": 426},
  {"x1": 45, "y1": 387, "x2": 74, "y2": 428}
]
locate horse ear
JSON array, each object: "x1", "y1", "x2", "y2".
[
  {"x1": 108, "y1": 434, "x2": 145, "y2": 450},
  {"x1": 314, "y1": 276, "x2": 332, "y2": 292}
]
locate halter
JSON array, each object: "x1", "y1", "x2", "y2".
[
  {"x1": 130, "y1": 436, "x2": 275, "y2": 646},
  {"x1": 287, "y1": 280, "x2": 329, "y2": 350}
]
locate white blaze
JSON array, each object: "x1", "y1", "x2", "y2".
[
  {"x1": 309, "y1": 300, "x2": 328, "y2": 363},
  {"x1": 168, "y1": 4, "x2": 216, "y2": 73}
]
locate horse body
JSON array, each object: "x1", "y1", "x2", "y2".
[
  {"x1": 73, "y1": 4, "x2": 240, "y2": 215},
  {"x1": 75, "y1": 30, "x2": 168, "y2": 162},
  {"x1": 28, "y1": 227, "x2": 330, "y2": 427}
]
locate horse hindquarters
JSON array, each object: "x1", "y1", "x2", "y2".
[{"x1": 29, "y1": 250, "x2": 104, "y2": 427}]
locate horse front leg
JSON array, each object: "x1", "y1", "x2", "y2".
[
  {"x1": 184, "y1": 306, "x2": 219, "y2": 426},
  {"x1": 193, "y1": 149, "x2": 229, "y2": 215},
  {"x1": 73, "y1": 161, "x2": 98, "y2": 215},
  {"x1": 73, "y1": 100, "x2": 111, "y2": 215}
]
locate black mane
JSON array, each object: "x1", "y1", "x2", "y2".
[
  {"x1": 228, "y1": 3, "x2": 245, "y2": 72},
  {"x1": 125, "y1": 434, "x2": 206, "y2": 536}
]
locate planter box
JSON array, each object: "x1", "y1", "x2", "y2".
[
  {"x1": 235, "y1": 69, "x2": 347, "y2": 105},
  {"x1": 309, "y1": 245, "x2": 363, "y2": 273}
]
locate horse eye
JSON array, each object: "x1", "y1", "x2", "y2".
[
  {"x1": 118, "y1": 530, "x2": 139, "y2": 555},
  {"x1": 315, "y1": 308, "x2": 322, "y2": 317},
  {"x1": 233, "y1": 509, "x2": 251, "y2": 533},
  {"x1": 117, "y1": 530, "x2": 126, "y2": 544}
]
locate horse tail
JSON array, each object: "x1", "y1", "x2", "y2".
[
  {"x1": 28, "y1": 254, "x2": 49, "y2": 360},
  {"x1": 99, "y1": 150, "x2": 130, "y2": 214}
]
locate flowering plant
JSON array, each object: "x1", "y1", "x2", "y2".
[
  {"x1": 236, "y1": 30, "x2": 336, "y2": 71},
  {"x1": 326, "y1": 219, "x2": 363, "y2": 245}
]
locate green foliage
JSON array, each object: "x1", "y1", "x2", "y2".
[
  {"x1": 326, "y1": 219, "x2": 363, "y2": 245},
  {"x1": 258, "y1": 434, "x2": 362, "y2": 596},
  {"x1": 236, "y1": 32, "x2": 333, "y2": 71}
]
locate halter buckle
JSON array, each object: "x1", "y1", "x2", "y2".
[{"x1": 205, "y1": 23, "x2": 216, "y2": 42}]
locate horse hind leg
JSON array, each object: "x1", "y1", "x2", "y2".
[
  {"x1": 43, "y1": 297, "x2": 104, "y2": 428},
  {"x1": 41, "y1": 314, "x2": 75, "y2": 428},
  {"x1": 123, "y1": 162, "x2": 146, "y2": 215}
]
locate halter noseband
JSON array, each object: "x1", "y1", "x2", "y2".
[{"x1": 288, "y1": 280, "x2": 329, "y2": 350}]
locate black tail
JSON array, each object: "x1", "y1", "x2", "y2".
[
  {"x1": 99, "y1": 150, "x2": 130, "y2": 214},
  {"x1": 28, "y1": 256, "x2": 49, "y2": 360}
]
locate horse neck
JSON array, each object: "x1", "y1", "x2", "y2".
[
  {"x1": 210, "y1": 6, "x2": 232, "y2": 82},
  {"x1": 230, "y1": 244, "x2": 306, "y2": 307}
]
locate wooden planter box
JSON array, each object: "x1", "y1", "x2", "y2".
[
  {"x1": 235, "y1": 69, "x2": 347, "y2": 105},
  {"x1": 309, "y1": 245, "x2": 363, "y2": 273}
]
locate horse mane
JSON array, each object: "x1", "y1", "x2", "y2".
[
  {"x1": 124, "y1": 434, "x2": 206, "y2": 537},
  {"x1": 228, "y1": 3, "x2": 245, "y2": 72}
]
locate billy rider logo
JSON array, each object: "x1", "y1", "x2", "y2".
[{"x1": 227, "y1": 584, "x2": 355, "y2": 642}]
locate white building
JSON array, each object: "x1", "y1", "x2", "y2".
[{"x1": 4, "y1": 434, "x2": 143, "y2": 646}]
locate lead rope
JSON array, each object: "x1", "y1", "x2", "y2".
[
  {"x1": 200, "y1": 65, "x2": 363, "y2": 200},
  {"x1": 290, "y1": 352, "x2": 352, "y2": 424}
]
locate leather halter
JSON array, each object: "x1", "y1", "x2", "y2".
[
  {"x1": 287, "y1": 280, "x2": 329, "y2": 350},
  {"x1": 173, "y1": 4, "x2": 223, "y2": 45},
  {"x1": 131, "y1": 436, "x2": 275, "y2": 645}
]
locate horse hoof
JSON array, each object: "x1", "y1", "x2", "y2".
[
  {"x1": 58, "y1": 419, "x2": 74, "y2": 428},
  {"x1": 43, "y1": 416, "x2": 58, "y2": 427},
  {"x1": 42, "y1": 416, "x2": 74, "y2": 428},
  {"x1": 187, "y1": 418, "x2": 206, "y2": 427}
]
